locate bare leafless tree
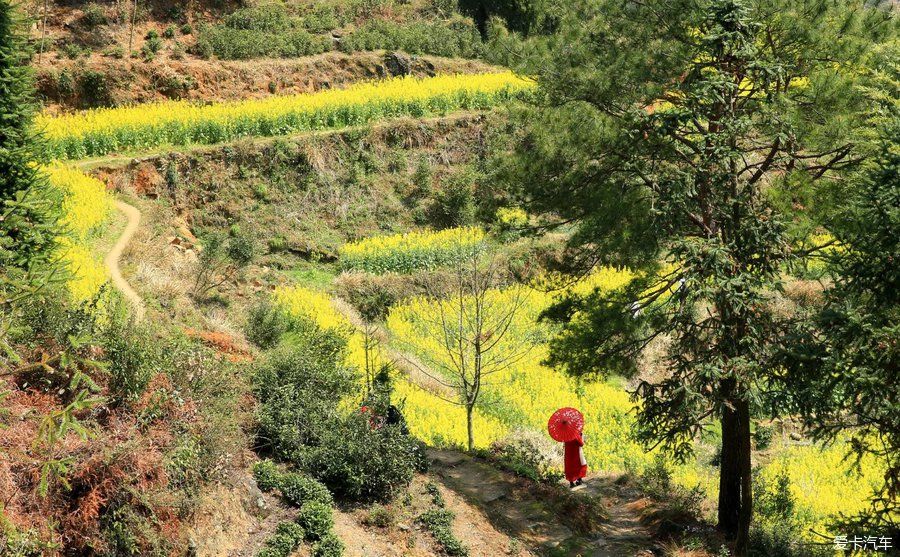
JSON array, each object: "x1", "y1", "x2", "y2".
[
  {"x1": 128, "y1": 0, "x2": 137, "y2": 52},
  {"x1": 396, "y1": 249, "x2": 536, "y2": 451}
]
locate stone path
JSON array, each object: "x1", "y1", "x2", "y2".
[{"x1": 428, "y1": 449, "x2": 656, "y2": 556}]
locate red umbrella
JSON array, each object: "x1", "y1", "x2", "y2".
[{"x1": 548, "y1": 407, "x2": 584, "y2": 442}]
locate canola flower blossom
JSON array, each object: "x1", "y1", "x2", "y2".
[
  {"x1": 387, "y1": 269, "x2": 655, "y2": 472},
  {"x1": 339, "y1": 226, "x2": 486, "y2": 274},
  {"x1": 39, "y1": 72, "x2": 534, "y2": 160},
  {"x1": 46, "y1": 164, "x2": 114, "y2": 302},
  {"x1": 48, "y1": 163, "x2": 114, "y2": 239}
]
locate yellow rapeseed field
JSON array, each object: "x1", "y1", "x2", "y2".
[
  {"x1": 339, "y1": 226, "x2": 486, "y2": 273},
  {"x1": 48, "y1": 163, "x2": 113, "y2": 239},
  {"x1": 39, "y1": 72, "x2": 534, "y2": 160},
  {"x1": 46, "y1": 164, "x2": 114, "y2": 302},
  {"x1": 387, "y1": 269, "x2": 656, "y2": 471}
]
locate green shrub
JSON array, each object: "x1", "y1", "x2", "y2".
[
  {"x1": 301, "y1": 5, "x2": 344, "y2": 33},
  {"x1": 245, "y1": 301, "x2": 294, "y2": 349},
  {"x1": 425, "y1": 481, "x2": 445, "y2": 508},
  {"x1": 163, "y1": 25, "x2": 176, "y2": 39},
  {"x1": 76, "y1": 69, "x2": 116, "y2": 108},
  {"x1": 339, "y1": 17, "x2": 483, "y2": 59},
  {"x1": 195, "y1": 25, "x2": 330, "y2": 60},
  {"x1": 103, "y1": 45, "x2": 126, "y2": 59},
  {"x1": 488, "y1": 431, "x2": 563, "y2": 484},
  {"x1": 334, "y1": 274, "x2": 400, "y2": 322},
  {"x1": 180, "y1": 23, "x2": 193, "y2": 35},
  {"x1": 296, "y1": 501, "x2": 334, "y2": 540},
  {"x1": 312, "y1": 532, "x2": 345, "y2": 557},
  {"x1": 81, "y1": 3, "x2": 107, "y2": 28},
  {"x1": 60, "y1": 43, "x2": 88, "y2": 59},
  {"x1": 640, "y1": 454, "x2": 704, "y2": 518},
  {"x1": 253, "y1": 459, "x2": 282, "y2": 492},
  {"x1": 193, "y1": 233, "x2": 256, "y2": 297},
  {"x1": 257, "y1": 521, "x2": 305, "y2": 557},
  {"x1": 225, "y1": 4, "x2": 292, "y2": 32},
  {"x1": 279, "y1": 472, "x2": 333, "y2": 507},
  {"x1": 419, "y1": 509, "x2": 468, "y2": 556},
  {"x1": 755, "y1": 469, "x2": 796, "y2": 523},
  {"x1": 754, "y1": 423, "x2": 774, "y2": 450},
  {"x1": 276, "y1": 521, "x2": 305, "y2": 540},
  {"x1": 55, "y1": 69, "x2": 75, "y2": 97},
  {"x1": 363, "y1": 504, "x2": 395, "y2": 528},
  {"x1": 748, "y1": 523, "x2": 829, "y2": 557},
  {"x1": 307, "y1": 414, "x2": 417, "y2": 502},
  {"x1": 102, "y1": 317, "x2": 158, "y2": 403},
  {"x1": 0, "y1": 526, "x2": 52, "y2": 557},
  {"x1": 429, "y1": 169, "x2": 477, "y2": 229},
  {"x1": 253, "y1": 324, "x2": 357, "y2": 460}
]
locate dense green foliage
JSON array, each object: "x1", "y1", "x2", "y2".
[
  {"x1": 418, "y1": 509, "x2": 469, "y2": 556},
  {"x1": 245, "y1": 301, "x2": 298, "y2": 350},
  {"x1": 338, "y1": 18, "x2": 483, "y2": 58},
  {"x1": 253, "y1": 320, "x2": 358, "y2": 461},
  {"x1": 500, "y1": 0, "x2": 896, "y2": 552},
  {"x1": 305, "y1": 413, "x2": 418, "y2": 502},
  {"x1": 0, "y1": 0, "x2": 62, "y2": 328},
  {"x1": 279, "y1": 471, "x2": 335, "y2": 507},
  {"x1": 195, "y1": 2, "x2": 483, "y2": 60},
  {"x1": 252, "y1": 460, "x2": 340, "y2": 557},
  {"x1": 778, "y1": 113, "x2": 900, "y2": 528},
  {"x1": 311, "y1": 532, "x2": 346, "y2": 557},
  {"x1": 458, "y1": 0, "x2": 556, "y2": 36},
  {"x1": 252, "y1": 314, "x2": 420, "y2": 504},
  {"x1": 296, "y1": 501, "x2": 334, "y2": 540},
  {"x1": 256, "y1": 521, "x2": 306, "y2": 557}
]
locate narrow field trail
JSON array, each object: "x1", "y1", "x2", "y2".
[
  {"x1": 104, "y1": 200, "x2": 146, "y2": 322},
  {"x1": 429, "y1": 449, "x2": 656, "y2": 557}
]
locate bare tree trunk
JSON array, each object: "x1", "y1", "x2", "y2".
[
  {"x1": 128, "y1": 0, "x2": 137, "y2": 52},
  {"x1": 466, "y1": 403, "x2": 474, "y2": 452},
  {"x1": 38, "y1": 0, "x2": 48, "y2": 62},
  {"x1": 718, "y1": 382, "x2": 753, "y2": 556}
]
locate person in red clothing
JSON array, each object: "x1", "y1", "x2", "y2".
[{"x1": 563, "y1": 431, "x2": 587, "y2": 488}]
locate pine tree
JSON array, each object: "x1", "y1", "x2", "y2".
[
  {"x1": 0, "y1": 0, "x2": 64, "y2": 357},
  {"x1": 0, "y1": 0, "x2": 59, "y2": 258},
  {"x1": 777, "y1": 44, "x2": 900, "y2": 530},
  {"x1": 500, "y1": 0, "x2": 896, "y2": 553}
]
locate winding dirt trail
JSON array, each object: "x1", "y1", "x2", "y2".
[{"x1": 105, "y1": 200, "x2": 146, "y2": 322}]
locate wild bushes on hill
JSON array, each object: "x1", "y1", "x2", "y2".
[
  {"x1": 305, "y1": 413, "x2": 418, "y2": 502},
  {"x1": 254, "y1": 296, "x2": 422, "y2": 504},
  {"x1": 196, "y1": 25, "x2": 331, "y2": 60},
  {"x1": 2, "y1": 288, "x2": 246, "y2": 553},
  {"x1": 194, "y1": 1, "x2": 485, "y2": 61},
  {"x1": 339, "y1": 18, "x2": 483, "y2": 58},
  {"x1": 253, "y1": 321, "x2": 357, "y2": 460}
]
